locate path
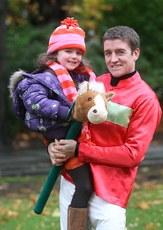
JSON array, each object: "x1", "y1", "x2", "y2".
[{"x1": 0, "y1": 142, "x2": 162, "y2": 177}]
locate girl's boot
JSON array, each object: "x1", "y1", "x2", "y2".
[{"x1": 68, "y1": 206, "x2": 88, "y2": 230}]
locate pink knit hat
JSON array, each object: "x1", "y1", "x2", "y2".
[{"x1": 47, "y1": 17, "x2": 86, "y2": 54}]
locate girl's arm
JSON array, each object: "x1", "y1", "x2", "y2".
[{"x1": 22, "y1": 82, "x2": 69, "y2": 121}]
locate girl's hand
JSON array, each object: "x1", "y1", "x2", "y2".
[{"x1": 48, "y1": 140, "x2": 67, "y2": 166}]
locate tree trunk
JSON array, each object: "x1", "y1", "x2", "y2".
[{"x1": 0, "y1": 0, "x2": 8, "y2": 147}]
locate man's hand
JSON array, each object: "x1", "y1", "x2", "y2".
[{"x1": 57, "y1": 139, "x2": 77, "y2": 159}]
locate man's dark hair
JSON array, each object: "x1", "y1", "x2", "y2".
[{"x1": 103, "y1": 26, "x2": 140, "y2": 52}]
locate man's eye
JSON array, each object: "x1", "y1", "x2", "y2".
[
  {"x1": 117, "y1": 50, "x2": 125, "y2": 55},
  {"x1": 105, "y1": 52, "x2": 111, "y2": 56}
]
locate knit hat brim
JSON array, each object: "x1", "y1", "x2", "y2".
[
  {"x1": 47, "y1": 34, "x2": 86, "y2": 54},
  {"x1": 47, "y1": 18, "x2": 86, "y2": 54}
]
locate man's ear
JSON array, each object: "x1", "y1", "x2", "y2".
[
  {"x1": 105, "y1": 91, "x2": 115, "y2": 101},
  {"x1": 133, "y1": 48, "x2": 140, "y2": 61}
]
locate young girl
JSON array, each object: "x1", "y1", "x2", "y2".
[{"x1": 9, "y1": 18, "x2": 96, "y2": 229}]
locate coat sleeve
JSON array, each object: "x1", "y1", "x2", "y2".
[
  {"x1": 78, "y1": 96, "x2": 162, "y2": 168},
  {"x1": 21, "y1": 81, "x2": 69, "y2": 121}
]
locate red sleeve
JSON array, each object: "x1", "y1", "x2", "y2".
[{"x1": 78, "y1": 97, "x2": 162, "y2": 168}]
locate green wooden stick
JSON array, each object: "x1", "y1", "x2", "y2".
[{"x1": 33, "y1": 120, "x2": 82, "y2": 214}]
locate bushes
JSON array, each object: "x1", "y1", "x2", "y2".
[{"x1": 7, "y1": 24, "x2": 54, "y2": 74}]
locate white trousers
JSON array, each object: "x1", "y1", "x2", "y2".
[{"x1": 59, "y1": 176, "x2": 127, "y2": 230}]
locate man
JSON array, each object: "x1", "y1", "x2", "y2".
[{"x1": 48, "y1": 26, "x2": 162, "y2": 230}]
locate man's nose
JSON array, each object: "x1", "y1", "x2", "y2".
[{"x1": 110, "y1": 53, "x2": 118, "y2": 62}]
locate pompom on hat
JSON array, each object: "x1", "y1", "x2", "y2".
[{"x1": 47, "y1": 17, "x2": 86, "y2": 54}]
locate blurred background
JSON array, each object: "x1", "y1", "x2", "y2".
[{"x1": 0, "y1": 0, "x2": 163, "y2": 149}]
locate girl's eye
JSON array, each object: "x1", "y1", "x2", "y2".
[
  {"x1": 88, "y1": 97, "x2": 92, "y2": 101},
  {"x1": 77, "y1": 52, "x2": 82, "y2": 55}
]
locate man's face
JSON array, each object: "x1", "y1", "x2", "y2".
[{"x1": 104, "y1": 39, "x2": 140, "y2": 78}]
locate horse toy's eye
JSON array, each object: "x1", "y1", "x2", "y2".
[{"x1": 88, "y1": 97, "x2": 92, "y2": 101}]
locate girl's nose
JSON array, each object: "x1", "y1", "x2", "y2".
[{"x1": 71, "y1": 52, "x2": 78, "y2": 58}]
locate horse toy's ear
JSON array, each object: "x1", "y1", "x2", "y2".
[
  {"x1": 73, "y1": 81, "x2": 114, "y2": 124},
  {"x1": 77, "y1": 81, "x2": 89, "y2": 95},
  {"x1": 78, "y1": 81, "x2": 106, "y2": 95},
  {"x1": 105, "y1": 91, "x2": 115, "y2": 101}
]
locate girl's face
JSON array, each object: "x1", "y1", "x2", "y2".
[
  {"x1": 56, "y1": 48, "x2": 83, "y2": 71},
  {"x1": 104, "y1": 39, "x2": 140, "y2": 78}
]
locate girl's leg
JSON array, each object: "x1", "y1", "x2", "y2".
[
  {"x1": 65, "y1": 164, "x2": 93, "y2": 229},
  {"x1": 59, "y1": 176, "x2": 92, "y2": 230},
  {"x1": 67, "y1": 163, "x2": 93, "y2": 208}
]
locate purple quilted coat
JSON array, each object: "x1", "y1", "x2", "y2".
[{"x1": 9, "y1": 69, "x2": 87, "y2": 140}]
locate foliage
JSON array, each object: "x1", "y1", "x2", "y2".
[
  {"x1": 7, "y1": 23, "x2": 54, "y2": 73},
  {"x1": 7, "y1": 0, "x2": 68, "y2": 25}
]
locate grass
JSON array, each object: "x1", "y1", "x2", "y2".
[
  {"x1": 127, "y1": 182, "x2": 163, "y2": 229},
  {"x1": 0, "y1": 167, "x2": 163, "y2": 230},
  {"x1": 0, "y1": 176, "x2": 60, "y2": 230}
]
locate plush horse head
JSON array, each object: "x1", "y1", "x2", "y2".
[{"x1": 73, "y1": 81, "x2": 114, "y2": 124}]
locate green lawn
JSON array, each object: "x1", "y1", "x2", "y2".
[
  {"x1": 0, "y1": 170, "x2": 163, "y2": 230},
  {"x1": 127, "y1": 182, "x2": 163, "y2": 229},
  {"x1": 0, "y1": 176, "x2": 60, "y2": 230}
]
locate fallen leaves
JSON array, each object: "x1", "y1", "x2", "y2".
[
  {"x1": 0, "y1": 183, "x2": 9, "y2": 191},
  {"x1": 137, "y1": 199, "x2": 163, "y2": 210},
  {"x1": 137, "y1": 201, "x2": 150, "y2": 210},
  {"x1": 0, "y1": 205, "x2": 19, "y2": 224},
  {"x1": 7, "y1": 210, "x2": 19, "y2": 218}
]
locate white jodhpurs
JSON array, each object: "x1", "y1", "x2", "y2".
[{"x1": 59, "y1": 176, "x2": 127, "y2": 230}]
